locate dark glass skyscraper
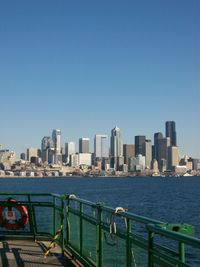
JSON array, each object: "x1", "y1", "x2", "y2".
[
  {"x1": 165, "y1": 121, "x2": 177, "y2": 146},
  {"x1": 154, "y1": 132, "x2": 163, "y2": 161},
  {"x1": 135, "y1": 136, "x2": 146, "y2": 156}
]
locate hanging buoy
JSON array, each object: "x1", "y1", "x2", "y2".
[{"x1": 0, "y1": 198, "x2": 29, "y2": 230}]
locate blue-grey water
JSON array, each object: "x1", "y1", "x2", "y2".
[
  {"x1": 0, "y1": 176, "x2": 200, "y2": 265},
  {"x1": 0, "y1": 176, "x2": 200, "y2": 233}
]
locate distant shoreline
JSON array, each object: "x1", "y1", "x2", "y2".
[{"x1": 0, "y1": 174, "x2": 199, "y2": 179}]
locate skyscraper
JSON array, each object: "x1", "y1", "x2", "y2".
[
  {"x1": 110, "y1": 126, "x2": 123, "y2": 169},
  {"x1": 41, "y1": 136, "x2": 53, "y2": 163},
  {"x1": 153, "y1": 132, "x2": 163, "y2": 161},
  {"x1": 167, "y1": 146, "x2": 179, "y2": 171},
  {"x1": 52, "y1": 129, "x2": 62, "y2": 164},
  {"x1": 145, "y1": 139, "x2": 152, "y2": 169},
  {"x1": 123, "y1": 144, "x2": 135, "y2": 165},
  {"x1": 110, "y1": 127, "x2": 122, "y2": 158},
  {"x1": 65, "y1": 142, "x2": 76, "y2": 164},
  {"x1": 94, "y1": 135, "x2": 108, "y2": 159},
  {"x1": 79, "y1": 138, "x2": 90, "y2": 153},
  {"x1": 135, "y1": 136, "x2": 146, "y2": 156},
  {"x1": 157, "y1": 137, "x2": 170, "y2": 170},
  {"x1": 65, "y1": 142, "x2": 76, "y2": 157},
  {"x1": 165, "y1": 121, "x2": 177, "y2": 146}
]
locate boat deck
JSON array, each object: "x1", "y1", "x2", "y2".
[{"x1": 0, "y1": 239, "x2": 80, "y2": 267}]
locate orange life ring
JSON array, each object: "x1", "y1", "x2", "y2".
[{"x1": 0, "y1": 198, "x2": 29, "y2": 230}]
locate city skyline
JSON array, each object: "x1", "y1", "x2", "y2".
[
  {"x1": 1, "y1": 121, "x2": 200, "y2": 174},
  {"x1": 0, "y1": 1, "x2": 199, "y2": 158},
  {"x1": 0, "y1": 121, "x2": 199, "y2": 161}
]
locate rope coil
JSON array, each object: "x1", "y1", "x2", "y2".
[{"x1": 104, "y1": 206, "x2": 127, "y2": 246}]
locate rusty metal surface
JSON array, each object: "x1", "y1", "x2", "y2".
[{"x1": 0, "y1": 239, "x2": 78, "y2": 267}]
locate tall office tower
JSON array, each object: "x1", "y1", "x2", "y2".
[
  {"x1": 110, "y1": 126, "x2": 123, "y2": 169},
  {"x1": 157, "y1": 137, "x2": 170, "y2": 170},
  {"x1": 145, "y1": 139, "x2": 152, "y2": 169},
  {"x1": 65, "y1": 142, "x2": 76, "y2": 157},
  {"x1": 154, "y1": 132, "x2": 163, "y2": 161},
  {"x1": 41, "y1": 136, "x2": 53, "y2": 163},
  {"x1": 166, "y1": 121, "x2": 177, "y2": 146},
  {"x1": 94, "y1": 135, "x2": 108, "y2": 159},
  {"x1": 167, "y1": 146, "x2": 179, "y2": 171},
  {"x1": 135, "y1": 136, "x2": 146, "y2": 156},
  {"x1": 123, "y1": 144, "x2": 135, "y2": 165},
  {"x1": 79, "y1": 138, "x2": 90, "y2": 153},
  {"x1": 52, "y1": 129, "x2": 62, "y2": 164}
]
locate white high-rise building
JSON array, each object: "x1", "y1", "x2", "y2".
[
  {"x1": 94, "y1": 135, "x2": 108, "y2": 159},
  {"x1": 65, "y1": 142, "x2": 76, "y2": 157},
  {"x1": 110, "y1": 126, "x2": 122, "y2": 157}
]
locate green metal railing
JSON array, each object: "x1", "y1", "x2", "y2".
[{"x1": 0, "y1": 192, "x2": 200, "y2": 267}]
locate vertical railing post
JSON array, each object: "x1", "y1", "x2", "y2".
[
  {"x1": 148, "y1": 226, "x2": 154, "y2": 267},
  {"x1": 53, "y1": 196, "x2": 56, "y2": 237},
  {"x1": 28, "y1": 194, "x2": 36, "y2": 241},
  {"x1": 80, "y1": 202, "x2": 83, "y2": 255},
  {"x1": 66, "y1": 196, "x2": 70, "y2": 246},
  {"x1": 126, "y1": 218, "x2": 132, "y2": 267},
  {"x1": 61, "y1": 196, "x2": 65, "y2": 256},
  {"x1": 178, "y1": 242, "x2": 185, "y2": 265},
  {"x1": 96, "y1": 203, "x2": 103, "y2": 267}
]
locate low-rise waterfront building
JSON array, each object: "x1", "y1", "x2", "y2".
[
  {"x1": 78, "y1": 153, "x2": 92, "y2": 166},
  {"x1": 151, "y1": 159, "x2": 159, "y2": 174},
  {"x1": 128, "y1": 154, "x2": 145, "y2": 172},
  {"x1": 0, "y1": 150, "x2": 16, "y2": 170},
  {"x1": 27, "y1": 148, "x2": 38, "y2": 162}
]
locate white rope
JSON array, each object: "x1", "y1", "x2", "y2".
[
  {"x1": 131, "y1": 247, "x2": 138, "y2": 267},
  {"x1": 68, "y1": 194, "x2": 76, "y2": 199}
]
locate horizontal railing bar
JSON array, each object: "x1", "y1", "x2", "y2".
[
  {"x1": 0, "y1": 201, "x2": 54, "y2": 207},
  {"x1": 67, "y1": 196, "x2": 99, "y2": 207},
  {"x1": 69, "y1": 197, "x2": 164, "y2": 226},
  {"x1": 152, "y1": 250, "x2": 190, "y2": 267},
  {"x1": 0, "y1": 192, "x2": 65, "y2": 200},
  {"x1": 0, "y1": 192, "x2": 54, "y2": 196},
  {"x1": 147, "y1": 224, "x2": 200, "y2": 248},
  {"x1": 102, "y1": 205, "x2": 164, "y2": 225}
]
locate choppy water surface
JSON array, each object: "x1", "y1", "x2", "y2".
[{"x1": 0, "y1": 176, "x2": 200, "y2": 235}]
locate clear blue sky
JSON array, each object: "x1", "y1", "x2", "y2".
[{"x1": 0, "y1": 0, "x2": 199, "y2": 158}]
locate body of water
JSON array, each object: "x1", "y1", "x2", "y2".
[{"x1": 0, "y1": 176, "x2": 199, "y2": 236}]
